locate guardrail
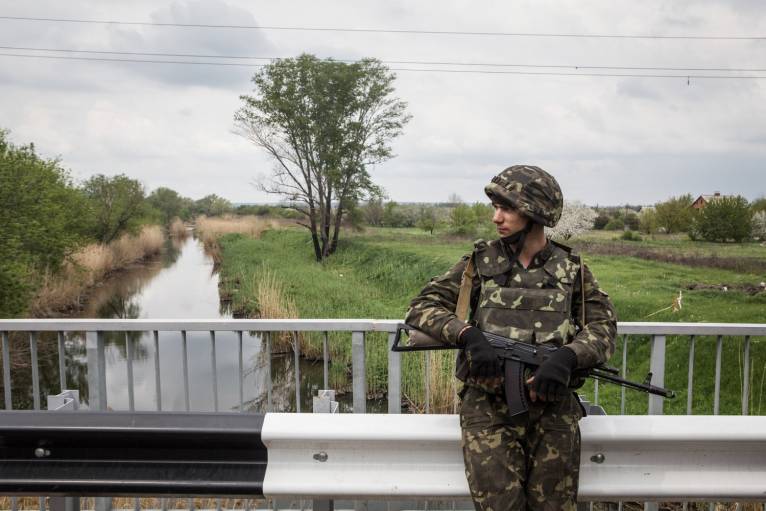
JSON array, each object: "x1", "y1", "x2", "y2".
[
  {"x1": 1, "y1": 319, "x2": 765, "y2": 416},
  {"x1": 2, "y1": 411, "x2": 765, "y2": 503}
]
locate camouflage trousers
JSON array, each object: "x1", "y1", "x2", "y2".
[{"x1": 459, "y1": 384, "x2": 583, "y2": 511}]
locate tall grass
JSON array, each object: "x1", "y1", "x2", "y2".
[
  {"x1": 195, "y1": 215, "x2": 272, "y2": 261},
  {"x1": 29, "y1": 225, "x2": 165, "y2": 316}
]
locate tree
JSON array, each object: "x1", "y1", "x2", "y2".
[
  {"x1": 0, "y1": 130, "x2": 89, "y2": 316},
  {"x1": 546, "y1": 201, "x2": 597, "y2": 240},
  {"x1": 147, "y1": 187, "x2": 186, "y2": 225},
  {"x1": 362, "y1": 198, "x2": 385, "y2": 226},
  {"x1": 752, "y1": 211, "x2": 766, "y2": 240},
  {"x1": 691, "y1": 196, "x2": 753, "y2": 242},
  {"x1": 751, "y1": 196, "x2": 766, "y2": 215},
  {"x1": 235, "y1": 54, "x2": 410, "y2": 261},
  {"x1": 592, "y1": 212, "x2": 610, "y2": 230},
  {"x1": 638, "y1": 208, "x2": 659, "y2": 234},
  {"x1": 417, "y1": 206, "x2": 439, "y2": 234},
  {"x1": 449, "y1": 204, "x2": 478, "y2": 236},
  {"x1": 194, "y1": 194, "x2": 232, "y2": 217},
  {"x1": 82, "y1": 174, "x2": 147, "y2": 243},
  {"x1": 654, "y1": 194, "x2": 694, "y2": 234}
]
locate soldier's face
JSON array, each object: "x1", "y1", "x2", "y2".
[{"x1": 492, "y1": 203, "x2": 527, "y2": 236}]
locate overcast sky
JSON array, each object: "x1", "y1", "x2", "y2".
[{"x1": 1, "y1": 1, "x2": 764, "y2": 206}]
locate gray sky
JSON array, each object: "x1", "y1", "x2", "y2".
[{"x1": 1, "y1": 0, "x2": 764, "y2": 206}]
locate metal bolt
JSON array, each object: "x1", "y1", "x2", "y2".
[
  {"x1": 34, "y1": 448, "x2": 51, "y2": 458},
  {"x1": 590, "y1": 453, "x2": 605, "y2": 464},
  {"x1": 313, "y1": 451, "x2": 328, "y2": 462}
]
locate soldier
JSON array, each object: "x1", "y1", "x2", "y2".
[{"x1": 405, "y1": 165, "x2": 617, "y2": 511}]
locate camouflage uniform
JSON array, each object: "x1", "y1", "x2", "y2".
[{"x1": 404, "y1": 166, "x2": 617, "y2": 511}]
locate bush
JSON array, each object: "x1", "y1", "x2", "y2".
[
  {"x1": 690, "y1": 196, "x2": 753, "y2": 242},
  {"x1": 449, "y1": 204, "x2": 479, "y2": 236},
  {"x1": 620, "y1": 230, "x2": 642, "y2": 241},
  {"x1": 593, "y1": 213, "x2": 610, "y2": 230},
  {"x1": 604, "y1": 218, "x2": 625, "y2": 231}
]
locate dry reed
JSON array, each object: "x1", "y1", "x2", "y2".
[
  {"x1": 195, "y1": 215, "x2": 272, "y2": 246},
  {"x1": 250, "y1": 268, "x2": 307, "y2": 355},
  {"x1": 29, "y1": 225, "x2": 165, "y2": 316},
  {"x1": 169, "y1": 217, "x2": 188, "y2": 238},
  {"x1": 0, "y1": 496, "x2": 269, "y2": 510}
]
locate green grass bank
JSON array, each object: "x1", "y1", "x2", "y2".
[{"x1": 218, "y1": 228, "x2": 766, "y2": 415}]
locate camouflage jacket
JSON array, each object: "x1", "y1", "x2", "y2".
[{"x1": 405, "y1": 238, "x2": 617, "y2": 384}]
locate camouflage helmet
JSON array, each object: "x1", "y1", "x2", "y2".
[{"x1": 484, "y1": 165, "x2": 563, "y2": 227}]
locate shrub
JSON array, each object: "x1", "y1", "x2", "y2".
[
  {"x1": 654, "y1": 194, "x2": 695, "y2": 234},
  {"x1": 449, "y1": 204, "x2": 478, "y2": 236},
  {"x1": 690, "y1": 196, "x2": 753, "y2": 242},
  {"x1": 638, "y1": 208, "x2": 658, "y2": 234},
  {"x1": 593, "y1": 213, "x2": 610, "y2": 230},
  {"x1": 620, "y1": 230, "x2": 642, "y2": 242},
  {"x1": 604, "y1": 218, "x2": 625, "y2": 231}
]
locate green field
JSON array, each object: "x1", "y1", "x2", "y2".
[{"x1": 218, "y1": 227, "x2": 766, "y2": 415}]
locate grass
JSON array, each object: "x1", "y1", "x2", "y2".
[
  {"x1": 29, "y1": 225, "x2": 165, "y2": 316},
  {"x1": 217, "y1": 227, "x2": 766, "y2": 414}
]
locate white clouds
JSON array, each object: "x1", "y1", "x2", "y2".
[{"x1": 0, "y1": 0, "x2": 764, "y2": 205}]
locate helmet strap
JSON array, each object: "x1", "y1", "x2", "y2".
[{"x1": 495, "y1": 221, "x2": 534, "y2": 286}]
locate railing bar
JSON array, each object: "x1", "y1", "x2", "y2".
[
  {"x1": 323, "y1": 331, "x2": 329, "y2": 390},
  {"x1": 133, "y1": 497, "x2": 139, "y2": 511},
  {"x1": 154, "y1": 330, "x2": 162, "y2": 411},
  {"x1": 39, "y1": 497, "x2": 45, "y2": 511},
  {"x1": 160, "y1": 496, "x2": 167, "y2": 511},
  {"x1": 620, "y1": 334, "x2": 628, "y2": 415},
  {"x1": 126, "y1": 332, "x2": 135, "y2": 412},
  {"x1": 211, "y1": 330, "x2": 218, "y2": 412},
  {"x1": 352, "y1": 331, "x2": 366, "y2": 414},
  {"x1": 182, "y1": 330, "x2": 190, "y2": 411},
  {"x1": 714, "y1": 335, "x2": 723, "y2": 415},
  {"x1": 687, "y1": 335, "x2": 696, "y2": 415},
  {"x1": 57, "y1": 331, "x2": 66, "y2": 391},
  {"x1": 294, "y1": 331, "x2": 301, "y2": 413},
  {"x1": 743, "y1": 335, "x2": 751, "y2": 416},
  {"x1": 3, "y1": 331, "x2": 12, "y2": 410},
  {"x1": 238, "y1": 331, "x2": 244, "y2": 412},
  {"x1": 30, "y1": 332, "x2": 40, "y2": 410},
  {"x1": 387, "y1": 332, "x2": 402, "y2": 414},
  {"x1": 10, "y1": 496, "x2": 17, "y2": 511},
  {"x1": 424, "y1": 350, "x2": 430, "y2": 414},
  {"x1": 648, "y1": 334, "x2": 666, "y2": 415},
  {"x1": 266, "y1": 332, "x2": 272, "y2": 412},
  {"x1": 217, "y1": 497, "x2": 222, "y2": 511},
  {"x1": 186, "y1": 497, "x2": 192, "y2": 511}
]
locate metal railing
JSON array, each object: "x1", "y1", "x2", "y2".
[{"x1": 1, "y1": 319, "x2": 765, "y2": 416}]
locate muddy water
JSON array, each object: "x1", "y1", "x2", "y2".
[{"x1": 35, "y1": 233, "x2": 375, "y2": 413}]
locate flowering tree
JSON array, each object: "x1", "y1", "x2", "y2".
[
  {"x1": 752, "y1": 211, "x2": 766, "y2": 241},
  {"x1": 546, "y1": 200, "x2": 597, "y2": 240}
]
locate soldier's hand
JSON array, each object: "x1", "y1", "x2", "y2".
[
  {"x1": 460, "y1": 326, "x2": 501, "y2": 379},
  {"x1": 527, "y1": 347, "x2": 577, "y2": 402}
]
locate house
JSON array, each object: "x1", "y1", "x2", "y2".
[{"x1": 691, "y1": 192, "x2": 733, "y2": 209}]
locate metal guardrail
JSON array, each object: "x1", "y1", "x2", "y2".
[{"x1": 1, "y1": 319, "x2": 765, "y2": 416}]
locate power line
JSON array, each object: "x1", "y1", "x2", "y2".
[
  {"x1": 1, "y1": 52, "x2": 764, "y2": 79},
  {"x1": 1, "y1": 15, "x2": 764, "y2": 40},
  {"x1": 1, "y1": 45, "x2": 764, "y2": 73}
]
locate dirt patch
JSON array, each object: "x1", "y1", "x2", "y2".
[{"x1": 572, "y1": 240, "x2": 766, "y2": 274}]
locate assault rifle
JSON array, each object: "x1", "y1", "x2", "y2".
[{"x1": 392, "y1": 323, "x2": 675, "y2": 416}]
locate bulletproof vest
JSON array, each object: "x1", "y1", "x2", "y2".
[{"x1": 456, "y1": 239, "x2": 580, "y2": 384}]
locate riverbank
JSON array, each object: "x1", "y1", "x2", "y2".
[
  {"x1": 217, "y1": 227, "x2": 766, "y2": 415},
  {"x1": 28, "y1": 225, "x2": 170, "y2": 317}
]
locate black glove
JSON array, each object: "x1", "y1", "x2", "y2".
[
  {"x1": 530, "y1": 347, "x2": 578, "y2": 402},
  {"x1": 460, "y1": 326, "x2": 501, "y2": 379}
]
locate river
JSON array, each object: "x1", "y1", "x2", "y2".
[{"x1": 21, "y1": 233, "x2": 363, "y2": 413}]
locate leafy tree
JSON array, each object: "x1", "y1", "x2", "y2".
[
  {"x1": 752, "y1": 211, "x2": 766, "y2": 240},
  {"x1": 546, "y1": 201, "x2": 597, "y2": 240},
  {"x1": 235, "y1": 54, "x2": 410, "y2": 261},
  {"x1": 417, "y1": 206, "x2": 439, "y2": 235},
  {"x1": 654, "y1": 194, "x2": 694, "y2": 234},
  {"x1": 362, "y1": 198, "x2": 385, "y2": 226},
  {"x1": 0, "y1": 130, "x2": 89, "y2": 316},
  {"x1": 147, "y1": 187, "x2": 187, "y2": 225},
  {"x1": 449, "y1": 204, "x2": 478, "y2": 236},
  {"x1": 194, "y1": 194, "x2": 232, "y2": 217},
  {"x1": 604, "y1": 217, "x2": 624, "y2": 231},
  {"x1": 624, "y1": 212, "x2": 640, "y2": 231},
  {"x1": 751, "y1": 196, "x2": 766, "y2": 215},
  {"x1": 691, "y1": 196, "x2": 753, "y2": 242},
  {"x1": 82, "y1": 174, "x2": 147, "y2": 243},
  {"x1": 638, "y1": 208, "x2": 659, "y2": 234}
]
